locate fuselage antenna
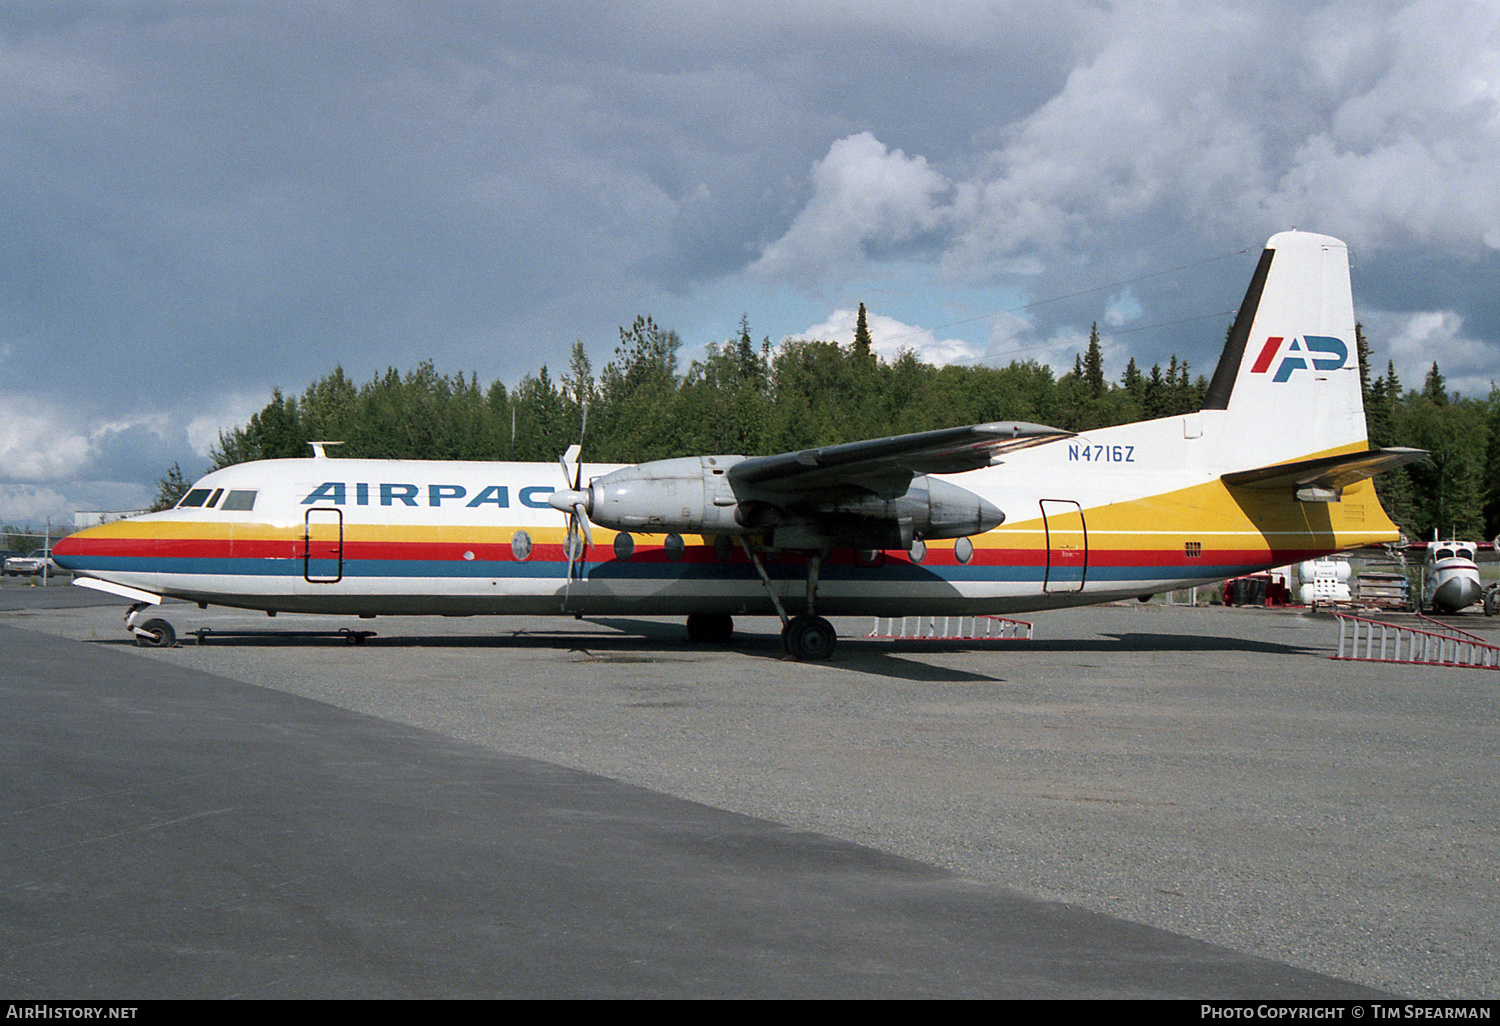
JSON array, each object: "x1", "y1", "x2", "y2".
[{"x1": 308, "y1": 441, "x2": 345, "y2": 459}]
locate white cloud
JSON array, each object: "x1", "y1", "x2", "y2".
[
  {"x1": 185, "y1": 392, "x2": 270, "y2": 459},
  {"x1": 0, "y1": 484, "x2": 73, "y2": 528},
  {"x1": 982, "y1": 318, "x2": 1088, "y2": 379},
  {"x1": 797, "y1": 308, "x2": 979, "y2": 366},
  {"x1": 947, "y1": 0, "x2": 1500, "y2": 266},
  {"x1": 0, "y1": 398, "x2": 93, "y2": 481},
  {"x1": 0, "y1": 393, "x2": 200, "y2": 522},
  {"x1": 1371, "y1": 308, "x2": 1500, "y2": 398},
  {"x1": 751, "y1": 0, "x2": 1500, "y2": 388},
  {"x1": 1103, "y1": 290, "x2": 1142, "y2": 328},
  {"x1": 749, "y1": 132, "x2": 952, "y2": 288}
]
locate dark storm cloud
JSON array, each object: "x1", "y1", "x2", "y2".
[{"x1": 1, "y1": 1, "x2": 1495, "y2": 522}]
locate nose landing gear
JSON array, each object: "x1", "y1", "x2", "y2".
[
  {"x1": 134, "y1": 618, "x2": 176, "y2": 648},
  {"x1": 124, "y1": 603, "x2": 176, "y2": 648}
]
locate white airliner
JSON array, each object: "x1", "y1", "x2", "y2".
[{"x1": 54, "y1": 231, "x2": 1424, "y2": 658}]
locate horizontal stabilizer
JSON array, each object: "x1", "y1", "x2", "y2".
[{"x1": 1222, "y1": 447, "x2": 1428, "y2": 491}]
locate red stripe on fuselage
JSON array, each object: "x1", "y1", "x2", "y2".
[{"x1": 55, "y1": 533, "x2": 1328, "y2": 572}]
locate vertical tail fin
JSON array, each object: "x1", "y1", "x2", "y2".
[{"x1": 1202, "y1": 231, "x2": 1367, "y2": 463}]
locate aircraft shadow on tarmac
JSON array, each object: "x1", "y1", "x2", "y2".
[{"x1": 86, "y1": 617, "x2": 1323, "y2": 684}]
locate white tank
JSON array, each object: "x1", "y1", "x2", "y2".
[{"x1": 1298, "y1": 558, "x2": 1352, "y2": 603}]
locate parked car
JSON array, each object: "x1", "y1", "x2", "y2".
[{"x1": 4, "y1": 548, "x2": 57, "y2": 576}]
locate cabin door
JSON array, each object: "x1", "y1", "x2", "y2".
[
  {"x1": 304, "y1": 508, "x2": 344, "y2": 583},
  {"x1": 1040, "y1": 499, "x2": 1087, "y2": 593}
]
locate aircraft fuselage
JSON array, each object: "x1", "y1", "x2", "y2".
[{"x1": 54, "y1": 414, "x2": 1397, "y2": 621}]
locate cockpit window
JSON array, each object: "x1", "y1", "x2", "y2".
[
  {"x1": 220, "y1": 490, "x2": 258, "y2": 511},
  {"x1": 178, "y1": 489, "x2": 213, "y2": 508},
  {"x1": 1436, "y1": 548, "x2": 1455, "y2": 560}
]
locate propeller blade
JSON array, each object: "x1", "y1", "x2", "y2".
[
  {"x1": 565, "y1": 519, "x2": 580, "y2": 582},
  {"x1": 574, "y1": 502, "x2": 593, "y2": 549},
  {"x1": 561, "y1": 444, "x2": 581, "y2": 485},
  {"x1": 556, "y1": 419, "x2": 587, "y2": 602}
]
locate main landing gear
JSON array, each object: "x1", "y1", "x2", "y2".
[
  {"x1": 781, "y1": 614, "x2": 837, "y2": 661},
  {"x1": 734, "y1": 539, "x2": 840, "y2": 661},
  {"x1": 684, "y1": 609, "x2": 833, "y2": 659}
]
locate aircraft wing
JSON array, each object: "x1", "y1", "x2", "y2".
[
  {"x1": 728, "y1": 421, "x2": 1072, "y2": 498},
  {"x1": 1221, "y1": 446, "x2": 1428, "y2": 492}
]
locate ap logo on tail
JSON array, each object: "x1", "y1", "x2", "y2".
[{"x1": 1250, "y1": 335, "x2": 1349, "y2": 382}]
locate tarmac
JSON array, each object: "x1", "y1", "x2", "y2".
[{"x1": 2, "y1": 576, "x2": 1494, "y2": 999}]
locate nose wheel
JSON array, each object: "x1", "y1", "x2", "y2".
[
  {"x1": 133, "y1": 617, "x2": 176, "y2": 648},
  {"x1": 782, "y1": 614, "x2": 837, "y2": 661}
]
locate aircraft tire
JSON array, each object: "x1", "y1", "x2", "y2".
[
  {"x1": 686, "y1": 613, "x2": 734, "y2": 643},
  {"x1": 783, "y1": 615, "x2": 837, "y2": 661},
  {"x1": 1485, "y1": 589, "x2": 1500, "y2": 617},
  {"x1": 135, "y1": 618, "x2": 175, "y2": 648}
]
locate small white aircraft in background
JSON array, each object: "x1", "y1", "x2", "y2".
[
  {"x1": 1407, "y1": 538, "x2": 1497, "y2": 615},
  {"x1": 53, "y1": 230, "x2": 1425, "y2": 658}
]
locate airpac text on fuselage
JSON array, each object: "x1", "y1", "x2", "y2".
[{"x1": 300, "y1": 481, "x2": 556, "y2": 508}]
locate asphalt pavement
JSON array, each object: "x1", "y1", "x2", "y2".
[{"x1": 3, "y1": 586, "x2": 1494, "y2": 998}]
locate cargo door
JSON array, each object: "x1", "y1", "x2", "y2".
[
  {"x1": 1040, "y1": 499, "x2": 1087, "y2": 593},
  {"x1": 304, "y1": 508, "x2": 344, "y2": 583}
]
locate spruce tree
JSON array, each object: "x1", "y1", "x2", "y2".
[
  {"x1": 1423, "y1": 362, "x2": 1448, "y2": 405},
  {"x1": 1083, "y1": 323, "x2": 1105, "y2": 398},
  {"x1": 853, "y1": 302, "x2": 873, "y2": 359}
]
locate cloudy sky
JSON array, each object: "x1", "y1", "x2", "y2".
[{"x1": 2, "y1": 0, "x2": 1498, "y2": 523}]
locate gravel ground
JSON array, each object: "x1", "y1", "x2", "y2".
[{"x1": 10, "y1": 594, "x2": 1497, "y2": 998}]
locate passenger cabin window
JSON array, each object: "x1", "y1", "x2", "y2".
[{"x1": 220, "y1": 490, "x2": 258, "y2": 511}]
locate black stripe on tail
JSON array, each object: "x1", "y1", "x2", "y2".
[{"x1": 1201, "y1": 247, "x2": 1276, "y2": 411}]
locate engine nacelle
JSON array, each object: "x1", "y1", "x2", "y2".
[
  {"x1": 588, "y1": 457, "x2": 741, "y2": 533},
  {"x1": 580, "y1": 456, "x2": 1004, "y2": 544}
]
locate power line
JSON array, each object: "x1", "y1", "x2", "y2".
[
  {"x1": 934, "y1": 306, "x2": 1238, "y2": 368},
  {"x1": 872, "y1": 244, "x2": 1258, "y2": 349}
]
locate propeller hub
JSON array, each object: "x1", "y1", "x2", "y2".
[{"x1": 548, "y1": 488, "x2": 590, "y2": 515}]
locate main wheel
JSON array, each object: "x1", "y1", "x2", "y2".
[
  {"x1": 783, "y1": 615, "x2": 837, "y2": 661},
  {"x1": 686, "y1": 613, "x2": 734, "y2": 643},
  {"x1": 135, "y1": 618, "x2": 176, "y2": 648}
]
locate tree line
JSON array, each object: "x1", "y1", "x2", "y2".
[{"x1": 166, "y1": 309, "x2": 1500, "y2": 544}]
